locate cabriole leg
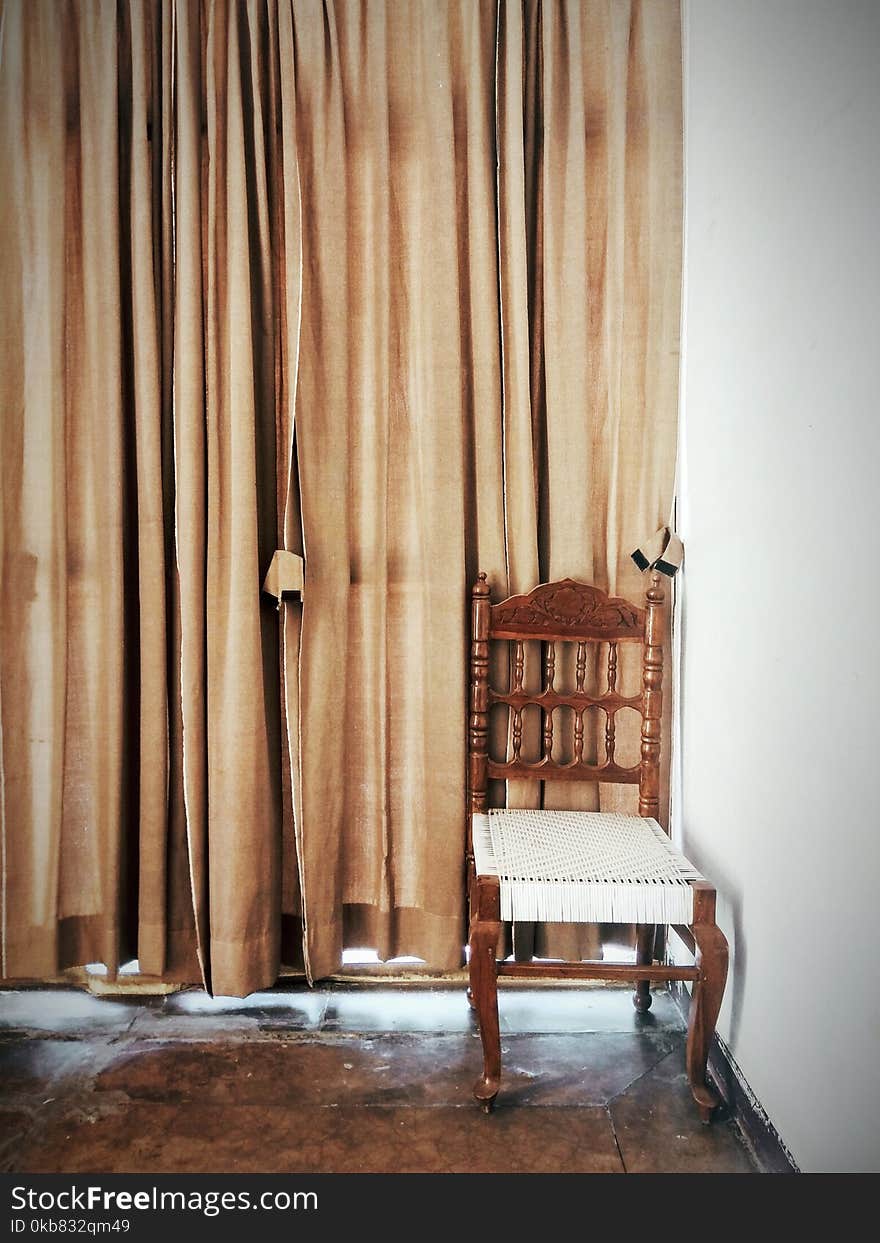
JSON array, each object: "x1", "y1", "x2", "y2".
[
  {"x1": 686, "y1": 920, "x2": 729, "y2": 1123},
  {"x1": 468, "y1": 879, "x2": 502, "y2": 1112}
]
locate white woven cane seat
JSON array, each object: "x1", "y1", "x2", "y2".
[{"x1": 472, "y1": 809, "x2": 704, "y2": 925}]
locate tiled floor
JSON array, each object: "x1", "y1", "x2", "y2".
[{"x1": 0, "y1": 982, "x2": 759, "y2": 1174}]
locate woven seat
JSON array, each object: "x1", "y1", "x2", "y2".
[
  {"x1": 465, "y1": 572, "x2": 728, "y2": 1122},
  {"x1": 472, "y1": 810, "x2": 704, "y2": 925}
]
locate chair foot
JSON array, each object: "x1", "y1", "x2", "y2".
[
  {"x1": 686, "y1": 920, "x2": 729, "y2": 1125},
  {"x1": 474, "y1": 1077, "x2": 500, "y2": 1112},
  {"x1": 694, "y1": 1083, "x2": 720, "y2": 1124},
  {"x1": 632, "y1": 987, "x2": 653, "y2": 1013}
]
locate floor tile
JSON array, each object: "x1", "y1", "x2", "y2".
[
  {"x1": 498, "y1": 985, "x2": 685, "y2": 1034},
  {"x1": 0, "y1": 1109, "x2": 32, "y2": 1156},
  {"x1": 10, "y1": 1101, "x2": 623, "y2": 1174},
  {"x1": 498, "y1": 1031, "x2": 681, "y2": 1105},
  {"x1": 609, "y1": 1046, "x2": 756, "y2": 1173},
  {"x1": 0, "y1": 1038, "x2": 107, "y2": 1093},
  {"x1": 136, "y1": 988, "x2": 328, "y2": 1036},
  {"x1": 94, "y1": 1035, "x2": 476, "y2": 1107},
  {"x1": 0, "y1": 985, "x2": 759, "y2": 1174},
  {"x1": 88, "y1": 1030, "x2": 678, "y2": 1109},
  {"x1": 0, "y1": 989, "x2": 142, "y2": 1036},
  {"x1": 321, "y1": 987, "x2": 473, "y2": 1033}
]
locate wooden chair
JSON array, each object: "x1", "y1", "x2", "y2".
[{"x1": 466, "y1": 571, "x2": 728, "y2": 1120}]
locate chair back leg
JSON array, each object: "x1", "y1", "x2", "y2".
[{"x1": 633, "y1": 923, "x2": 656, "y2": 1013}]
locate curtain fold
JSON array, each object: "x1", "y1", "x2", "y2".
[
  {"x1": 292, "y1": 0, "x2": 505, "y2": 979},
  {"x1": 274, "y1": 0, "x2": 307, "y2": 972},
  {"x1": 0, "y1": 0, "x2": 682, "y2": 993}
]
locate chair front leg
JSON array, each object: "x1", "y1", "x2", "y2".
[
  {"x1": 633, "y1": 923, "x2": 655, "y2": 1012},
  {"x1": 686, "y1": 919, "x2": 729, "y2": 1123},
  {"x1": 468, "y1": 876, "x2": 502, "y2": 1111}
]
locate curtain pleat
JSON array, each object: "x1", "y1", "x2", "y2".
[
  {"x1": 273, "y1": 0, "x2": 306, "y2": 970},
  {"x1": 198, "y1": 0, "x2": 280, "y2": 992},
  {"x1": 1, "y1": 0, "x2": 70, "y2": 977},
  {"x1": 292, "y1": 0, "x2": 505, "y2": 979},
  {"x1": 0, "y1": 0, "x2": 682, "y2": 992},
  {"x1": 127, "y1": 0, "x2": 171, "y2": 980},
  {"x1": 170, "y1": 0, "x2": 211, "y2": 986}
]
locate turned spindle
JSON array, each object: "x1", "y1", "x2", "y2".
[
  {"x1": 575, "y1": 641, "x2": 587, "y2": 692},
  {"x1": 606, "y1": 641, "x2": 618, "y2": 693},
  {"x1": 513, "y1": 640, "x2": 524, "y2": 692},
  {"x1": 468, "y1": 574, "x2": 491, "y2": 854},
  {"x1": 544, "y1": 641, "x2": 556, "y2": 691},
  {"x1": 638, "y1": 572, "x2": 664, "y2": 820},
  {"x1": 542, "y1": 641, "x2": 556, "y2": 759},
  {"x1": 574, "y1": 708, "x2": 585, "y2": 763},
  {"x1": 542, "y1": 707, "x2": 554, "y2": 760},
  {"x1": 605, "y1": 710, "x2": 616, "y2": 766},
  {"x1": 512, "y1": 708, "x2": 523, "y2": 760}
]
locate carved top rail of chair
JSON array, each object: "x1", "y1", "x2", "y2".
[{"x1": 488, "y1": 578, "x2": 645, "y2": 642}]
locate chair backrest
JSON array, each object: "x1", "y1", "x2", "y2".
[{"x1": 467, "y1": 572, "x2": 666, "y2": 847}]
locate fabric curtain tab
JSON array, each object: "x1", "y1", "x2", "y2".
[
  {"x1": 262, "y1": 551, "x2": 305, "y2": 606},
  {"x1": 631, "y1": 528, "x2": 684, "y2": 578}
]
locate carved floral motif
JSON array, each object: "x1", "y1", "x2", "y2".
[{"x1": 491, "y1": 579, "x2": 643, "y2": 636}]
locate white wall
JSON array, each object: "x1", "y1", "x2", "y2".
[{"x1": 679, "y1": 0, "x2": 880, "y2": 1173}]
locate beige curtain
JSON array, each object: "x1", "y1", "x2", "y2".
[
  {"x1": 0, "y1": 0, "x2": 681, "y2": 993},
  {"x1": 0, "y1": 0, "x2": 301, "y2": 996}
]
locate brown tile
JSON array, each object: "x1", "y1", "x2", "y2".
[
  {"x1": 500, "y1": 1032, "x2": 680, "y2": 1105},
  {"x1": 609, "y1": 1047, "x2": 757, "y2": 1173},
  {"x1": 94, "y1": 1036, "x2": 478, "y2": 1107},
  {"x1": 321, "y1": 988, "x2": 473, "y2": 1033},
  {"x1": 1, "y1": 983, "x2": 682, "y2": 1038},
  {"x1": 0, "y1": 1109, "x2": 33, "y2": 1154},
  {"x1": 0, "y1": 1039, "x2": 108, "y2": 1096},
  {"x1": 91, "y1": 1030, "x2": 677, "y2": 1109},
  {"x1": 498, "y1": 985, "x2": 685, "y2": 1034},
  {"x1": 162, "y1": 988, "x2": 327, "y2": 1030},
  {"x1": 319, "y1": 983, "x2": 686, "y2": 1035},
  {"x1": 0, "y1": 986, "x2": 756, "y2": 1175},
  {"x1": 255, "y1": 988, "x2": 330, "y2": 1027},
  {"x1": 11, "y1": 1101, "x2": 623, "y2": 1174}
]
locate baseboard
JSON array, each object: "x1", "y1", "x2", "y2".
[{"x1": 669, "y1": 979, "x2": 799, "y2": 1173}]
